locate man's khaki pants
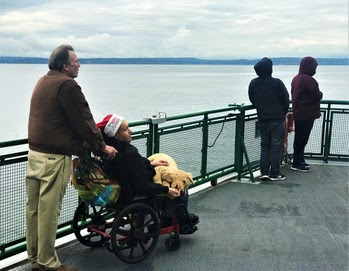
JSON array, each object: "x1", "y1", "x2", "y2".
[{"x1": 26, "y1": 150, "x2": 72, "y2": 269}]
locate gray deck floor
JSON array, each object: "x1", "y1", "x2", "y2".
[{"x1": 5, "y1": 163, "x2": 349, "y2": 271}]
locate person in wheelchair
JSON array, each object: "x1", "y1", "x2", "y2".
[{"x1": 96, "y1": 114, "x2": 199, "y2": 232}]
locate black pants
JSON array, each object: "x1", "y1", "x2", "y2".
[{"x1": 293, "y1": 120, "x2": 314, "y2": 166}]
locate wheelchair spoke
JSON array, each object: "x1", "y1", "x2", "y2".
[
  {"x1": 138, "y1": 240, "x2": 147, "y2": 254},
  {"x1": 129, "y1": 246, "x2": 135, "y2": 259},
  {"x1": 143, "y1": 219, "x2": 152, "y2": 228},
  {"x1": 118, "y1": 236, "x2": 132, "y2": 247},
  {"x1": 111, "y1": 202, "x2": 160, "y2": 263}
]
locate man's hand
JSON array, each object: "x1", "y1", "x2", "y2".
[
  {"x1": 151, "y1": 159, "x2": 169, "y2": 167},
  {"x1": 102, "y1": 145, "x2": 117, "y2": 160}
]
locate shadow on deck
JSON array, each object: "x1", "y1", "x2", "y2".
[{"x1": 5, "y1": 163, "x2": 349, "y2": 271}]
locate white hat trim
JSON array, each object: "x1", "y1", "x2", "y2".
[{"x1": 104, "y1": 114, "x2": 125, "y2": 137}]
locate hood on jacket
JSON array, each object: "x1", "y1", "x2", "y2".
[
  {"x1": 254, "y1": 57, "x2": 273, "y2": 77},
  {"x1": 299, "y1": 56, "x2": 318, "y2": 76}
]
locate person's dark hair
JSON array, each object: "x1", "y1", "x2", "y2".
[{"x1": 48, "y1": 44, "x2": 74, "y2": 71}]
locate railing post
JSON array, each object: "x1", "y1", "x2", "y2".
[
  {"x1": 323, "y1": 103, "x2": 332, "y2": 163},
  {"x1": 240, "y1": 136, "x2": 255, "y2": 182},
  {"x1": 234, "y1": 109, "x2": 245, "y2": 180},
  {"x1": 201, "y1": 114, "x2": 209, "y2": 178},
  {"x1": 146, "y1": 122, "x2": 154, "y2": 157},
  {"x1": 153, "y1": 124, "x2": 160, "y2": 154}
]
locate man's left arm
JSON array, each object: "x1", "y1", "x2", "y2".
[{"x1": 58, "y1": 80, "x2": 106, "y2": 154}]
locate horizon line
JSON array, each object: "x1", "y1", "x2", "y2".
[{"x1": 0, "y1": 56, "x2": 347, "y2": 60}]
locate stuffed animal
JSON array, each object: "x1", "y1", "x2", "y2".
[{"x1": 148, "y1": 153, "x2": 194, "y2": 193}]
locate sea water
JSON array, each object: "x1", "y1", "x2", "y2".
[
  {"x1": 0, "y1": 64, "x2": 348, "y2": 143},
  {"x1": 0, "y1": 64, "x2": 348, "y2": 252}
]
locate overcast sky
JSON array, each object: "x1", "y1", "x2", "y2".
[{"x1": 0, "y1": 0, "x2": 347, "y2": 59}]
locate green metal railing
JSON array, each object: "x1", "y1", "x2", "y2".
[{"x1": 0, "y1": 100, "x2": 348, "y2": 260}]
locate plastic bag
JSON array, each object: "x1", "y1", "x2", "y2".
[{"x1": 72, "y1": 155, "x2": 120, "y2": 206}]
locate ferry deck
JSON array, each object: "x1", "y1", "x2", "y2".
[{"x1": 3, "y1": 162, "x2": 348, "y2": 271}]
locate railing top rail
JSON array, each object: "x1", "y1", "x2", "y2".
[
  {"x1": 320, "y1": 100, "x2": 349, "y2": 105},
  {"x1": 0, "y1": 105, "x2": 243, "y2": 147},
  {"x1": 1, "y1": 100, "x2": 348, "y2": 147},
  {"x1": 0, "y1": 138, "x2": 28, "y2": 148},
  {"x1": 158, "y1": 104, "x2": 242, "y2": 121}
]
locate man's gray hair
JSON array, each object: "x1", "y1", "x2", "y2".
[{"x1": 48, "y1": 44, "x2": 74, "y2": 71}]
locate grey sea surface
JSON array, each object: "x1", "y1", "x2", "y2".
[{"x1": 0, "y1": 64, "x2": 348, "y2": 142}]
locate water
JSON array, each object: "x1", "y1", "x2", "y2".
[{"x1": 0, "y1": 64, "x2": 348, "y2": 143}]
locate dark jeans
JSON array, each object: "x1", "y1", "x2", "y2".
[
  {"x1": 259, "y1": 121, "x2": 285, "y2": 176},
  {"x1": 293, "y1": 120, "x2": 314, "y2": 166}
]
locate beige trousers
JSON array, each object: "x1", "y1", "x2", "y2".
[{"x1": 26, "y1": 150, "x2": 72, "y2": 269}]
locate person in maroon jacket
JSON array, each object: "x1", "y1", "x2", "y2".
[{"x1": 291, "y1": 56, "x2": 323, "y2": 172}]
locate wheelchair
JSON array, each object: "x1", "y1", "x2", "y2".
[{"x1": 72, "y1": 194, "x2": 198, "y2": 264}]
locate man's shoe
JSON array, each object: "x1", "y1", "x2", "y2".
[
  {"x1": 291, "y1": 164, "x2": 311, "y2": 172},
  {"x1": 55, "y1": 265, "x2": 77, "y2": 271},
  {"x1": 269, "y1": 174, "x2": 286, "y2": 181},
  {"x1": 39, "y1": 265, "x2": 77, "y2": 271},
  {"x1": 258, "y1": 174, "x2": 269, "y2": 181}
]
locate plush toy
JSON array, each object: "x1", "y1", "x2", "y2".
[{"x1": 148, "y1": 153, "x2": 194, "y2": 193}]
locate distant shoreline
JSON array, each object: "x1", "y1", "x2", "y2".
[{"x1": 0, "y1": 57, "x2": 347, "y2": 65}]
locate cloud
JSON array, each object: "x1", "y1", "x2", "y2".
[
  {"x1": 0, "y1": 0, "x2": 347, "y2": 58},
  {"x1": 162, "y1": 26, "x2": 193, "y2": 56}
]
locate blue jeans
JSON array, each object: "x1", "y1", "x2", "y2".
[{"x1": 259, "y1": 121, "x2": 285, "y2": 176}]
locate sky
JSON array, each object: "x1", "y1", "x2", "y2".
[{"x1": 0, "y1": 0, "x2": 348, "y2": 59}]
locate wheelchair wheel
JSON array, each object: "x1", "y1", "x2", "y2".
[
  {"x1": 110, "y1": 203, "x2": 160, "y2": 264},
  {"x1": 165, "y1": 235, "x2": 180, "y2": 251},
  {"x1": 73, "y1": 201, "x2": 109, "y2": 247}
]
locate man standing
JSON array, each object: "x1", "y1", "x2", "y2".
[
  {"x1": 248, "y1": 57, "x2": 289, "y2": 181},
  {"x1": 291, "y1": 56, "x2": 323, "y2": 172},
  {"x1": 26, "y1": 45, "x2": 117, "y2": 271}
]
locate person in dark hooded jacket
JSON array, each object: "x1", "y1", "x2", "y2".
[
  {"x1": 248, "y1": 57, "x2": 289, "y2": 181},
  {"x1": 291, "y1": 56, "x2": 323, "y2": 172}
]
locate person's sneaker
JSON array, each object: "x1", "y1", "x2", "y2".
[
  {"x1": 269, "y1": 174, "x2": 286, "y2": 181},
  {"x1": 180, "y1": 224, "x2": 198, "y2": 234},
  {"x1": 291, "y1": 164, "x2": 311, "y2": 172},
  {"x1": 258, "y1": 174, "x2": 269, "y2": 181},
  {"x1": 301, "y1": 162, "x2": 310, "y2": 169},
  {"x1": 189, "y1": 213, "x2": 199, "y2": 225}
]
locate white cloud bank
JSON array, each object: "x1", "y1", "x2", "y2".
[{"x1": 0, "y1": 0, "x2": 347, "y2": 58}]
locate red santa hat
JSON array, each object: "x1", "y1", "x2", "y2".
[{"x1": 96, "y1": 114, "x2": 125, "y2": 137}]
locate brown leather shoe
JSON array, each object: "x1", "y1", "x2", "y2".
[
  {"x1": 39, "y1": 265, "x2": 77, "y2": 271},
  {"x1": 55, "y1": 266, "x2": 77, "y2": 271}
]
